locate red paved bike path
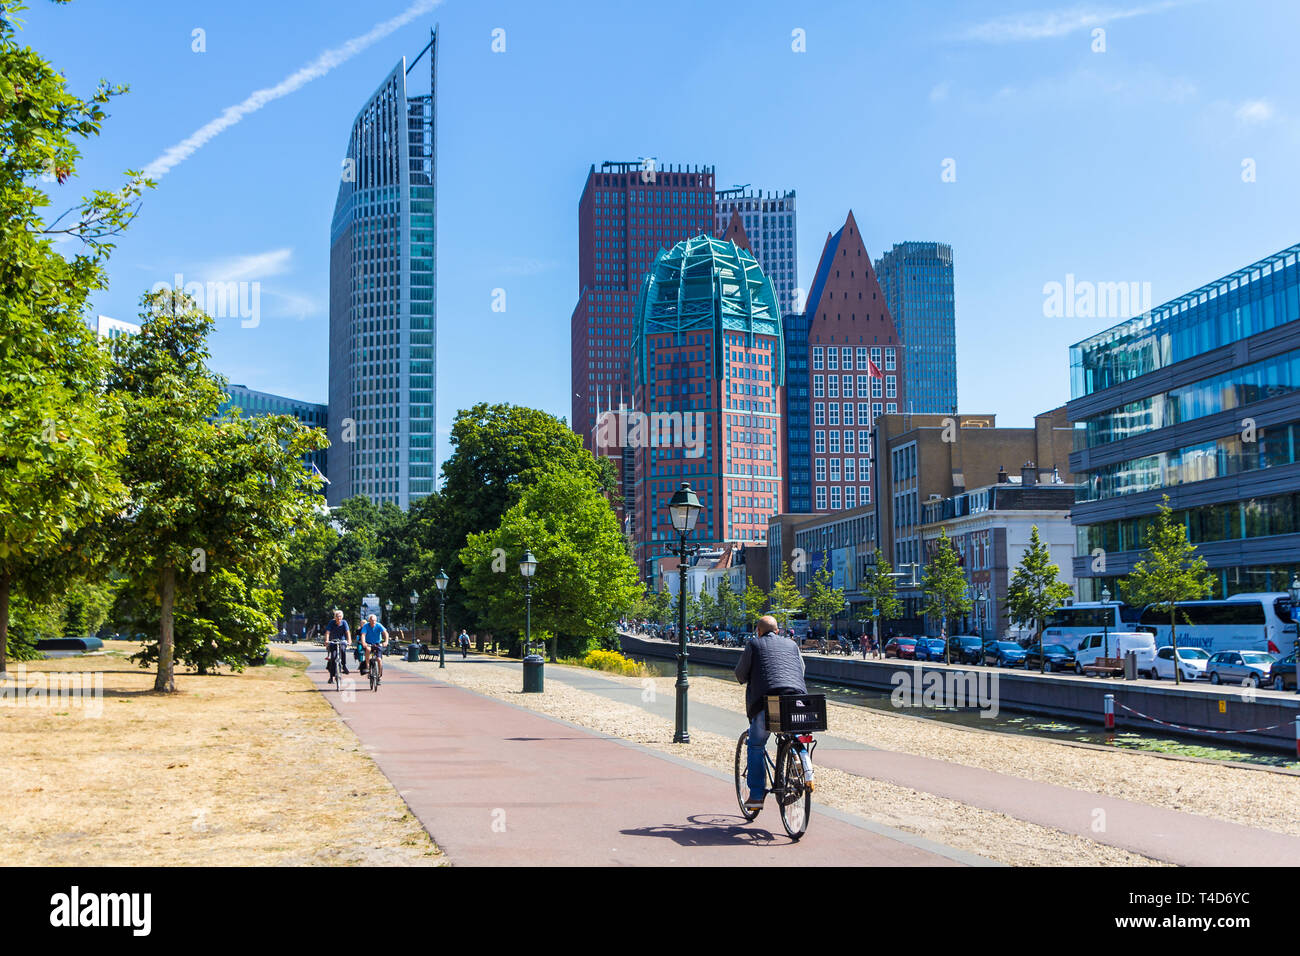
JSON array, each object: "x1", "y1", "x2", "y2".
[{"x1": 304, "y1": 649, "x2": 983, "y2": 867}]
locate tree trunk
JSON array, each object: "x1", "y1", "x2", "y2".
[
  {"x1": 155, "y1": 564, "x2": 177, "y2": 693},
  {"x1": 1170, "y1": 606, "x2": 1180, "y2": 686},
  {"x1": 0, "y1": 570, "x2": 10, "y2": 675},
  {"x1": 548, "y1": 635, "x2": 556, "y2": 664}
]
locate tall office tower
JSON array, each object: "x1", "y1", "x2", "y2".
[
  {"x1": 327, "y1": 29, "x2": 437, "y2": 508},
  {"x1": 782, "y1": 309, "x2": 811, "y2": 512},
  {"x1": 874, "y1": 242, "x2": 957, "y2": 415},
  {"x1": 802, "y1": 212, "x2": 905, "y2": 513},
  {"x1": 571, "y1": 162, "x2": 716, "y2": 451},
  {"x1": 715, "y1": 187, "x2": 798, "y2": 315},
  {"x1": 627, "y1": 233, "x2": 785, "y2": 579}
]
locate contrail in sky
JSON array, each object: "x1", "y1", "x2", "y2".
[{"x1": 143, "y1": 0, "x2": 440, "y2": 180}]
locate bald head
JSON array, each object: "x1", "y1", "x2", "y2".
[{"x1": 757, "y1": 615, "x2": 779, "y2": 636}]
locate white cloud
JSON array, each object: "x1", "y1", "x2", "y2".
[
  {"x1": 1235, "y1": 99, "x2": 1275, "y2": 125},
  {"x1": 202, "y1": 247, "x2": 294, "y2": 283},
  {"x1": 930, "y1": 82, "x2": 950, "y2": 103},
  {"x1": 959, "y1": 1, "x2": 1188, "y2": 43},
  {"x1": 143, "y1": 0, "x2": 442, "y2": 179}
]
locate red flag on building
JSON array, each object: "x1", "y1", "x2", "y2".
[{"x1": 867, "y1": 357, "x2": 884, "y2": 379}]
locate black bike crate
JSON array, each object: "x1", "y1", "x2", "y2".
[{"x1": 766, "y1": 694, "x2": 827, "y2": 732}]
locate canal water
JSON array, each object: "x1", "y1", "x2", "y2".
[{"x1": 630, "y1": 655, "x2": 1298, "y2": 770}]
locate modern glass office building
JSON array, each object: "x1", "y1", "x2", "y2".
[
  {"x1": 714, "y1": 188, "x2": 798, "y2": 316},
  {"x1": 221, "y1": 384, "x2": 328, "y2": 475},
  {"x1": 783, "y1": 309, "x2": 811, "y2": 512},
  {"x1": 875, "y1": 242, "x2": 957, "y2": 415},
  {"x1": 327, "y1": 30, "x2": 437, "y2": 508},
  {"x1": 1068, "y1": 243, "x2": 1300, "y2": 599}
]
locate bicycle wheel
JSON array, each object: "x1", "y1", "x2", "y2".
[
  {"x1": 776, "y1": 740, "x2": 811, "y2": 841},
  {"x1": 734, "y1": 731, "x2": 760, "y2": 821},
  {"x1": 369, "y1": 655, "x2": 379, "y2": 692}
]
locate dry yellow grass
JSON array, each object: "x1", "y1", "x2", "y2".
[{"x1": 0, "y1": 644, "x2": 441, "y2": 866}]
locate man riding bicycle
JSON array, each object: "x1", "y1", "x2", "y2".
[
  {"x1": 734, "y1": 615, "x2": 814, "y2": 811},
  {"x1": 325, "y1": 609, "x2": 351, "y2": 683},
  {"x1": 359, "y1": 614, "x2": 388, "y2": 683}
]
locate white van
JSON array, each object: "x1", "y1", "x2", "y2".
[{"x1": 1073, "y1": 631, "x2": 1157, "y2": 677}]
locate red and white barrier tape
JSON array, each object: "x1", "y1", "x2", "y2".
[{"x1": 1115, "y1": 701, "x2": 1291, "y2": 735}]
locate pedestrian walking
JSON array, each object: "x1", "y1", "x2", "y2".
[{"x1": 457, "y1": 628, "x2": 470, "y2": 658}]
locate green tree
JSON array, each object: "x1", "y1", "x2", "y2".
[
  {"x1": 460, "y1": 469, "x2": 641, "y2": 660},
  {"x1": 278, "y1": 510, "x2": 340, "y2": 628},
  {"x1": 107, "y1": 290, "x2": 326, "y2": 691},
  {"x1": 861, "y1": 549, "x2": 903, "y2": 655},
  {"x1": 695, "y1": 588, "x2": 717, "y2": 628},
  {"x1": 321, "y1": 556, "x2": 388, "y2": 621},
  {"x1": 805, "y1": 565, "x2": 846, "y2": 639},
  {"x1": 767, "y1": 565, "x2": 804, "y2": 631},
  {"x1": 1119, "y1": 496, "x2": 1215, "y2": 685},
  {"x1": 714, "y1": 576, "x2": 741, "y2": 632},
  {"x1": 922, "y1": 530, "x2": 972, "y2": 648},
  {"x1": 741, "y1": 575, "x2": 766, "y2": 630},
  {"x1": 0, "y1": 5, "x2": 151, "y2": 671},
  {"x1": 1006, "y1": 525, "x2": 1075, "y2": 672},
  {"x1": 409, "y1": 403, "x2": 613, "y2": 636}
]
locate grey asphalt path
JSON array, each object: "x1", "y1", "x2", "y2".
[
  {"x1": 517, "y1": 658, "x2": 1300, "y2": 867},
  {"x1": 299, "y1": 645, "x2": 988, "y2": 867}
]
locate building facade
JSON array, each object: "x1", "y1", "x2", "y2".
[
  {"x1": 875, "y1": 242, "x2": 958, "y2": 415},
  {"x1": 920, "y1": 480, "x2": 1075, "y2": 640},
  {"x1": 1068, "y1": 243, "x2": 1300, "y2": 600},
  {"x1": 628, "y1": 234, "x2": 786, "y2": 576},
  {"x1": 802, "y1": 211, "x2": 906, "y2": 514},
  {"x1": 220, "y1": 384, "x2": 329, "y2": 475},
  {"x1": 327, "y1": 30, "x2": 438, "y2": 508},
  {"x1": 571, "y1": 162, "x2": 716, "y2": 452},
  {"x1": 714, "y1": 188, "x2": 798, "y2": 315}
]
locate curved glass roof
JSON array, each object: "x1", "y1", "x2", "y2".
[{"x1": 633, "y1": 234, "x2": 784, "y2": 384}]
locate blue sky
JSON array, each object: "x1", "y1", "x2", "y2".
[{"x1": 26, "y1": 0, "x2": 1300, "y2": 470}]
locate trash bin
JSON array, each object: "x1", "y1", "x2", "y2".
[
  {"x1": 1123, "y1": 650, "x2": 1137, "y2": 680},
  {"x1": 406, "y1": 643, "x2": 421, "y2": 663},
  {"x1": 523, "y1": 653, "x2": 545, "y2": 693}
]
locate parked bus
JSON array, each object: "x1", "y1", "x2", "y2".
[
  {"x1": 1040, "y1": 602, "x2": 1145, "y2": 651},
  {"x1": 1137, "y1": 593, "x2": 1296, "y2": 656}
]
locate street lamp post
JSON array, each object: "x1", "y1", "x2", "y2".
[
  {"x1": 1101, "y1": 585, "x2": 1112, "y2": 663},
  {"x1": 519, "y1": 550, "x2": 539, "y2": 690},
  {"x1": 1289, "y1": 575, "x2": 1300, "y2": 694},
  {"x1": 385, "y1": 599, "x2": 393, "y2": 631},
  {"x1": 668, "y1": 482, "x2": 702, "y2": 744},
  {"x1": 435, "y1": 570, "x2": 448, "y2": 668},
  {"x1": 409, "y1": 590, "x2": 419, "y2": 651}
]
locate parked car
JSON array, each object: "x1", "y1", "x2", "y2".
[
  {"x1": 913, "y1": 637, "x2": 949, "y2": 662},
  {"x1": 947, "y1": 635, "x2": 984, "y2": 664},
  {"x1": 1074, "y1": 631, "x2": 1157, "y2": 677},
  {"x1": 982, "y1": 640, "x2": 1027, "y2": 667},
  {"x1": 1206, "y1": 650, "x2": 1277, "y2": 686},
  {"x1": 1022, "y1": 642, "x2": 1075, "y2": 672},
  {"x1": 1153, "y1": 645, "x2": 1210, "y2": 681},
  {"x1": 1267, "y1": 652, "x2": 1296, "y2": 691},
  {"x1": 883, "y1": 637, "x2": 918, "y2": 660}
]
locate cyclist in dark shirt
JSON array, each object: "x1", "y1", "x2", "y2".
[
  {"x1": 734, "y1": 615, "x2": 812, "y2": 810},
  {"x1": 325, "y1": 610, "x2": 351, "y2": 681}
]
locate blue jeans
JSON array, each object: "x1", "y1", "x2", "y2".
[{"x1": 746, "y1": 710, "x2": 769, "y2": 801}]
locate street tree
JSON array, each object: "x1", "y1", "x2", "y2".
[
  {"x1": 767, "y1": 565, "x2": 804, "y2": 631},
  {"x1": 0, "y1": 5, "x2": 151, "y2": 671},
  {"x1": 714, "y1": 576, "x2": 741, "y2": 633},
  {"x1": 1006, "y1": 525, "x2": 1075, "y2": 672},
  {"x1": 860, "y1": 549, "x2": 903, "y2": 656},
  {"x1": 922, "y1": 530, "x2": 972, "y2": 651},
  {"x1": 741, "y1": 576, "x2": 766, "y2": 631},
  {"x1": 805, "y1": 565, "x2": 846, "y2": 642},
  {"x1": 1119, "y1": 496, "x2": 1215, "y2": 685}
]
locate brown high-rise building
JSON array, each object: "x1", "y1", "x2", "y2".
[{"x1": 796, "y1": 211, "x2": 906, "y2": 514}]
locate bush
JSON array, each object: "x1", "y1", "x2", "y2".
[{"x1": 580, "y1": 649, "x2": 651, "y2": 677}]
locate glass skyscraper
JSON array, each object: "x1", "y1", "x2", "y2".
[
  {"x1": 1069, "y1": 243, "x2": 1300, "y2": 599},
  {"x1": 328, "y1": 29, "x2": 437, "y2": 508},
  {"x1": 875, "y1": 242, "x2": 957, "y2": 415},
  {"x1": 714, "y1": 188, "x2": 798, "y2": 315}
]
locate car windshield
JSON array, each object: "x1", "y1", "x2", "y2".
[
  {"x1": 1043, "y1": 644, "x2": 1069, "y2": 654},
  {"x1": 1241, "y1": 652, "x2": 1276, "y2": 663},
  {"x1": 1176, "y1": 648, "x2": 1210, "y2": 660},
  {"x1": 995, "y1": 642, "x2": 1020, "y2": 650}
]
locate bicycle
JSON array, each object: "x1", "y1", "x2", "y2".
[
  {"x1": 733, "y1": 695, "x2": 824, "y2": 841},
  {"x1": 326, "y1": 639, "x2": 347, "y2": 692},
  {"x1": 364, "y1": 643, "x2": 384, "y2": 691}
]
